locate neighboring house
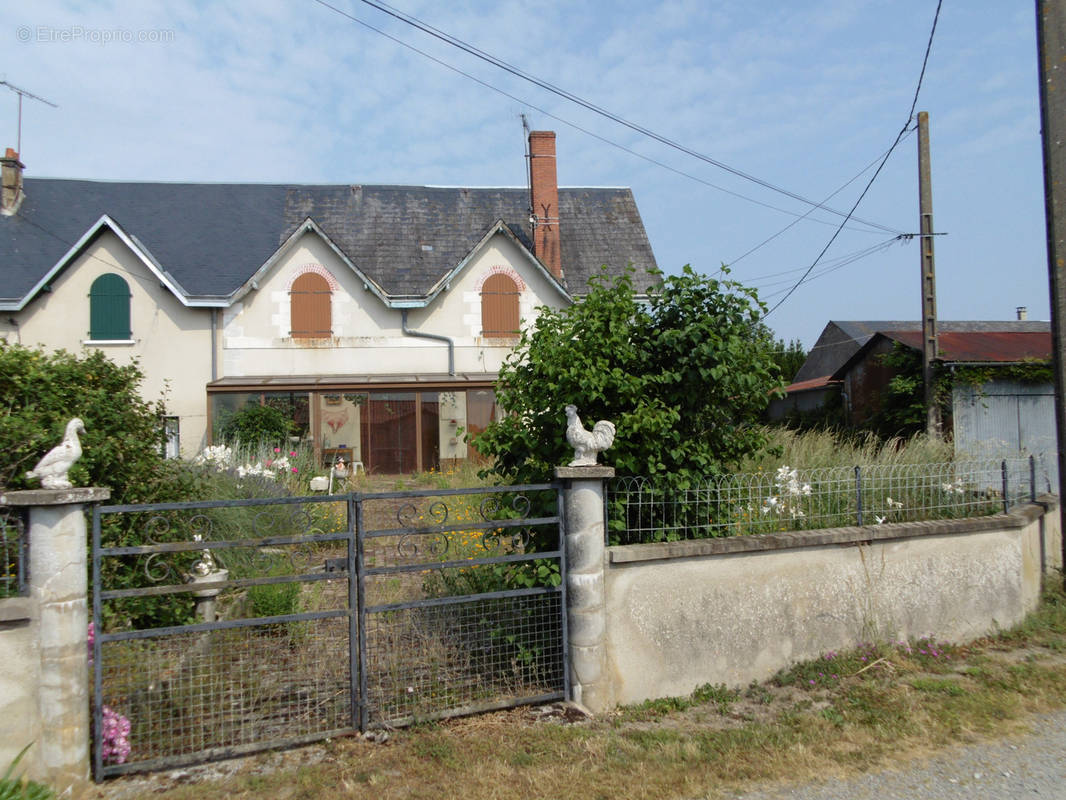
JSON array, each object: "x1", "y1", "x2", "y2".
[
  {"x1": 772, "y1": 319, "x2": 1053, "y2": 425},
  {"x1": 0, "y1": 132, "x2": 659, "y2": 472}
]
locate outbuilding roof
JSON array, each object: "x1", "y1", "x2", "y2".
[
  {"x1": 0, "y1": 179, "x2": 658, "y2": 308},
  {"x1": 794, "y1": 320, "x2": 1051, "y2": 384},
  {"x1": 830, "y1": 329, "x2": 1053, "y2": 380}
]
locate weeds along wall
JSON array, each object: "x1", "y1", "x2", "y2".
[{"x1": 599, "y1": 497, "x2": 1061, "y2": 709}]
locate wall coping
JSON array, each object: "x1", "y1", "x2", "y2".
[
  {"x1": 0, "y1": 596, "x2": 34, "y2": 622},
  {"x1": 609, "y1": 497, "x2": 1058, "y2": 565},
  {"x1": 555, "y1": 466, "x2": 616, "y2": 480},
  {"x1": 0, "y1": 487, "x2": 111, "y2": 506}
]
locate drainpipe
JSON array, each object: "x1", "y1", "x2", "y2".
[
  {"x1": 401, "y1": 309, "x2": 455, "y2": 376},
  {"x1": 210, "y1": 309, "x2": 218, "y2": 381}
]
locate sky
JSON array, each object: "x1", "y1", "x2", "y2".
[{"x1": 0, "y1": 0, "x2": 1048, "y2": 348}]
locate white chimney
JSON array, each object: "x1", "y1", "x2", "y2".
[{"x1": 1016, "y1": 306, "x2": 1028, "y2": 321}]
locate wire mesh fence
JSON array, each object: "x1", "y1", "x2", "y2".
[
  {"x1": 0, "y1": 508, "x2": 26, "y2": 598},
  {"x1": 608, "y1": 456, "x2": 1048, "y2": 546},
  {"x1": 357, "y1": 484, "x2": 567, "y2": 729}
]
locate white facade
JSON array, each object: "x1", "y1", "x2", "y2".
[{"x1": 5, "y1": 221, "x2": 570, "y2": 467}]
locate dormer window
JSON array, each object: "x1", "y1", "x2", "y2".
[
  {"x1": 480, "y1": 273, "x2": 520, "y2": 339},
  {"x1": 88, "y1": 273, "x2": 132, "y2": 341},
  {"x1": 290, "y1": 272, "x2": 332, "y2": 339}
]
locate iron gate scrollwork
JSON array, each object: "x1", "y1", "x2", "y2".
[{"x1": 90, "y1": 483, "x2": 566, "y2": 778}]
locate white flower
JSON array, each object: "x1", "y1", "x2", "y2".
[{"x1": 875, "y1": 515, "x2": 886, "y2": 524}]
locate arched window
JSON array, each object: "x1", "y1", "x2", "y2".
[
  {"x1": 480, "y1": 273, "x2": 520, "y2": 338},
  {"x1": 290, "y1": 272, "x2": 332, "y2": 339},
  {"x1": 89, "y1": 273, "x2": 131, "y2": 340}
]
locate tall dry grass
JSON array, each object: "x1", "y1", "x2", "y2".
[{"x1": 741, "y1": 427, "x2": 955, "y2": 473}]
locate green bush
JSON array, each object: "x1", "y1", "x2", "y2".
[
  {"x1": 216, "y1": 404, "x2": 292, "y2": 448},
  {"x1": 473, "y1": 266, "x2": 783, "y2": 488},
  {"x1": 0, "y1": 343, "x2": 213, "y2": 630}
]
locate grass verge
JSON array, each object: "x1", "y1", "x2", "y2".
[{"x1": 91, "y1": 577, "x2": 1066, "y2": 800}]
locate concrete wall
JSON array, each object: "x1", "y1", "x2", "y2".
[{"x1": 601, "y1": 497, "x2": 1061, "y2": 708}]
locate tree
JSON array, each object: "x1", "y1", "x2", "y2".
[
  {"x1": 472, "y1": 266, "x2": 785, "y2": 486},
  {"x1": 771, "y1": 338, "x2": 807, "y2": 384}
]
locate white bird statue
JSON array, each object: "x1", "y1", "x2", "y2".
[
  {"x1": 565, "y1": 405, "x2": 616, "y2": 467},
  {"x1": 25, "y1": 418, "x2": 86, "y2": 489}
]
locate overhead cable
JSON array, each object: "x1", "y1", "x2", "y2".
[
  {"x1": 311, "y1": 0, "x2": 904, "y2": 236},
  {"x1": 761, "y1": 0, "x2": 943, "y2": 320}
]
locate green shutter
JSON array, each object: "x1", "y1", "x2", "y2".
[{"x1": 89, "y1": 274, "x2": 131, "y2": 340}]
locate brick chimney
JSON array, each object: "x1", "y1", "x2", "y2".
[
  {"x1": 1, "y1": 148, "x2": 25, "y2": 216},
  {"x1": 528, "y1": 130, "x2": 562, "y2": 280}
]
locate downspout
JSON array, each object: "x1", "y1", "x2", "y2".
[
  {"x1": 210, "y1": 309, "x2": 218, "y2": 381},
  {"x1": 401, "y1": 309, "x2": 455, "y2": 376}
]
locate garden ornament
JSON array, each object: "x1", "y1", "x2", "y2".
[
  {"x1": 25, "y1": 417, "x2": 86, "y2": 489},
  {"x1": 565, "y1": 405, "x2": 616, "y2": 466}
]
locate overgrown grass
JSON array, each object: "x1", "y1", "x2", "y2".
[
  {"x1": 96, "y1": 578, "x2": 1066, "y2": 800},
  {"x1": 742, "y1": 427, "x2": 956, "y2": 472}
]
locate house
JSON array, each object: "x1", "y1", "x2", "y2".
[
  {"x1": 774, "y1": 319, "x2": 1056, "y2": 485},
  {"x1": 0, "y1": 131, "x2": 659, "y2": 472},
  {"x1": 774, "y1": 319, "x2": 1053, "y2": 423}
]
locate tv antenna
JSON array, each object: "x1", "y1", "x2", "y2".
[{"x1": 0, "y1": 80, "x2": 58, "y2": 155}]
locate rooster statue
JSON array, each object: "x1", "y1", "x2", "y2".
[
  {"x1": 25, "y1": 418, "x2": 86, "y2": 489},
  {"x1": 565, "y1": 405, "x2": 616, "y2": 467}
]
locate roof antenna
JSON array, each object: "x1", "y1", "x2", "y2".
[
  {"x1": 0, "y1": 80, "x2": 58, "y2": 155},
  {"x1": 521, "y1": 113, "x2": 533, "y2": 228}
]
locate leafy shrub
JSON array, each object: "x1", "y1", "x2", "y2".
[
  {"x1": 0, "y1": 343, "x2": 215, "y2": 630},
  {"x1": 216, "y1": 404, "x2": 292, "y2": 448}
]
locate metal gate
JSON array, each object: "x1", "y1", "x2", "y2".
[{"x1": 90, "y1": 483, "x2": 566, "y2": 778}]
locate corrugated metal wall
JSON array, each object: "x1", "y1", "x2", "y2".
[{"x1": 953, "y1": 380, "x2": 1058, "y2": 493}]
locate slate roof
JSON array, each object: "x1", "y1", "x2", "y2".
[
  {"x1": 0, "y1": 179, "x2": 659, "y2": 307},
  {"x1": 793, "y1": 320, "x2": 1051, "y2": 384}
]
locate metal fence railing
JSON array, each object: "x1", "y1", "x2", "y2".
[
  {"x1": 1, "y1": 508, "x2": 26, "y2": 598},
  {"x1": 607, "y1": 457, "x2": 1049, "y2": 546}
]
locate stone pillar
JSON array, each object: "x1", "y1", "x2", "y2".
[
  {"x1": 0, "y1": 487, "x2": 110, "y2": 796},
  {"x1": 555, "y1": 466, "x2": 613, "y2": 712}
]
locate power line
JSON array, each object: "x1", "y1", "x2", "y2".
[
  {"x1": 761, "y1": 0, "x2": 943, "y2": 321},
  {"x1": 748, "y1": 237, "x2": 903, "y2": 291},
  {"x1": 311, "y1": 0, "x2": 905, "y2": 237},
  {"x1": 723, "y1": 132, "x2": 915, "y2": 271}
]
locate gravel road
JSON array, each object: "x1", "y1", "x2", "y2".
[{"x1": 726, "y1": 710, "x2": 1066, "y2": 800}]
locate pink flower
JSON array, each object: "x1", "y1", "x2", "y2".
[
  {"x1": 265, "y1": 460, "x2": 273, "y2": 467},
  {"x1": 289, "y1": 450, "x2": 297, "y2": 457},
  {"x1": 291, "y1": 467, "x2": 298, "y2": 473},
  {"x1": 274, "y1": 447, "x2": 281, "y2": 453}
]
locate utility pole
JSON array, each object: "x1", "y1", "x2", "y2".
[
  {"x1": 917, "y1": 110, "x2": 940, "y2": 438},
  {"x1": 1036, "y1": 0, "x2": 1066, "y2": 589}
]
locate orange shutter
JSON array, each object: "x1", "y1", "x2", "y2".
[
  {"x1": 290, "y1": 273, "x2": 332, "y2": 338},
  {"x1": 480, "y1": 274, "x2": 520, "y2": 338}
]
